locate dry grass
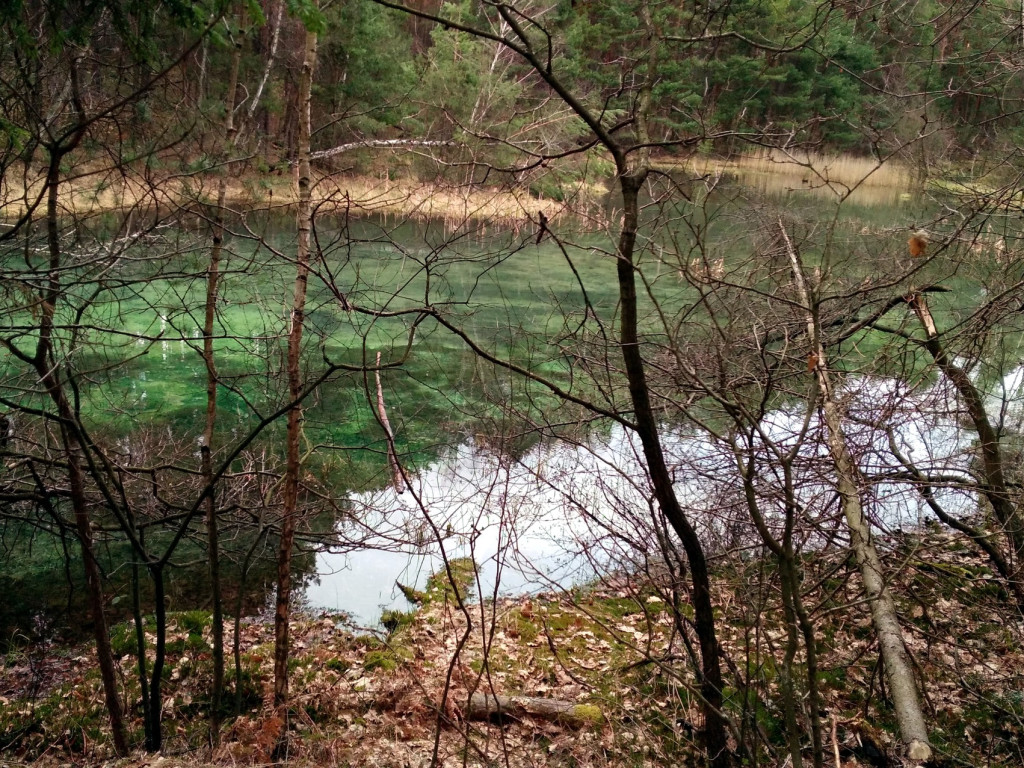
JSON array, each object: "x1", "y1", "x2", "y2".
[
  {"x1": 0, "y1": 162, "x2": 567, "y2": 227},
  {"x1": 734, "y1": 148, "x2": 912, "y2": 188},
  {"x1": 310, "y1": 173, "x2": 565, "y2": 228},
  {"x1": 662, "y1": 148, "x2": 913, "y2": 192}
]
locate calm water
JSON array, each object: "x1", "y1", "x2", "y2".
[
  {"x1": 305, "y1": 363, "x2": 1024, "y2": 627},
  {"x1": 296, "y1": 174, "x2": 955, "y2": 625},
  {"x1": 5, "y1": 169, "x2": 1016, "y2": 638}
]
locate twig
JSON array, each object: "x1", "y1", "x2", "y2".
[
  {"x1": 831, "y1": 715, "x2": 841, "y2": 768},
  {"x1": 375, "y1": 351, "x2": 404, "y2": 493}
]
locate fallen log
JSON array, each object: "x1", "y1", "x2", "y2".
[{"x1": 466, "y1": 693, "x2": 603, "y2": 728}]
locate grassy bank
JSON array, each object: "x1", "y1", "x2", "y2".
[
  {"x1": 654, "y1": 148, "x2": 911, "y2": 186},
  {"x1": 3, "y1": 147, "x2": 933, "y2": 232},
  {"x1": 0, "y1": 160, "x2": 575, "y2": 228}
]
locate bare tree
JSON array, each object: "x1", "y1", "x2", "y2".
[
  {"x1": 781, "y1": 224, "x2": 931, "y2": 761},
  {"x1": 273, "y1": 7, "x2": 319, "y2": 712}
]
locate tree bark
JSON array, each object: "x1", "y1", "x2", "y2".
[
  {"x1": 273, "y1": 15, "x2": 318, "y2": 709},
  {"x1": 38, "y1": 146, "x2": 129, "y2": 757},
  {"x1": 203, "y1": 16, "x2": 244, "y2": 743},
  {"x1": 617, "y1": 174, "x2": 731, "y2": 767},
  {"x1": 310, "y1": 138, "x2": 453, "y2": 160},
  {"x1": 907, "y1": 292, "x2": 1024, "y2": 609},
  {"x1": 248, "y1": 0, "x2": 284, "y2": 123},
  {"x1": 146, "y1": 564, "x2": 167, "y2": 751},
  {"x1": 66, "y1": 447, "x2": 130, "y2": 756},
  {"x1": 737, "y1": 446, "x2": 823, "y2": 768},
  {"x1": 466, "y1": 693, "x2": 603, "y2": 727},
  {"x1": 782, "y1": 223, "x2": 931, "y2": 762},
  {"x1": 375, "y1": 351, "x2": 405, "y2": 492}
]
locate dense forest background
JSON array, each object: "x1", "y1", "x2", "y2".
[
  {"x1": 201, "y1": 0, "x2": 1024, "y2": 166},
  {"x1": 9, "y1": 0, "x2": 1014, "y2": 183},
  {"x1": 3, "y1": 1, "x2": 1024, "y2": 767}
]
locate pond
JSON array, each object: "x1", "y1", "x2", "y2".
[
  {"x1": 305, "y1": 359, "x2": 1024, "y2": 627},
  {"x1": 2, "y1": 166, "x2": 1014, "y2": 642}
]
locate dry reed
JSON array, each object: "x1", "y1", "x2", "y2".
[
  {"x1": 0, "y1": 162, "x2": 568, "y2": 227},
  {"x1": 674, "y1": 148, "x2": 912, "y2": 192}
]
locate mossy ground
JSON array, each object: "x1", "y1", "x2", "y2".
[{"x1": 2, "y1": 531, "x2": 1022, "y2": 767}]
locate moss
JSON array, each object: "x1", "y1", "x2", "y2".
[
  {"x1": 508, "y1": 609, "x2": 539, "y2": 643},
  {"x1": 396, "y1": 581, "x2": 426, "y2": 604},
  {"x1": 363, "y1": 650, "x2": 398, "y2": 672},
  {"x1": 819, "y1": 666, "x2": 848, "y2": 690},
  {"x1": 325, "y1": 658, "x2": 350, "y2": 673},
  {"x1": 1, "y1": 677, "x2": 110, "y2": 757},
  {"x1": 109, "y1": 621, "x2": 138, "y2": 657},
  {"x1": 569, "y1": 703, "x2": 604, "y2": 727},
  {"x1": 353, "y1": 634, "x2": 385, "y2": 650},
  {"x1": 597, "y1": 596, "x2": 642, "y2": 619},
  {"x1": 541, "y1": 609, "x2": 577, "y2": 632},
  {"x1": 423, "y1": 558, "x2": 476, "y2": 605},
  {"x1": 362, "y1": 634, "x2": 416, "y2": 672},
  {"x1": 380, "y1": 609, "x2": 415, "y2": 635},
  {"x1": 176, "y1": 610, "x2": 212, "y2": 636},
  {"x1": 109, "y1": 612, "x2": 210, "y2": 659},
  {"x1": 224, "y1": 664, "x2": 263, "y2": 713}
]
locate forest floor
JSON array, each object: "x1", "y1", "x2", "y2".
[{"x1": 2, "y1": 528, "x2": 1023, "y2": 768}]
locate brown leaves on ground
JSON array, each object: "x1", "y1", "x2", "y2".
[{"x1": 3, "y1": 528, "x2": 1024, "y2": 766}]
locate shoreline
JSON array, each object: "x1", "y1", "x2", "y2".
[
  {"x1": 0, "y1": 163, "x2": 591, "y2": 228},
  {"x1": 1, "y1": 527, "x2": 1020, "y2": 767},
  {"x1": 2, "y1": 149, "x2": 929, "y2": 229}
]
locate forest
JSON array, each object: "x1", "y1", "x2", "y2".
[{"x1": 1, "y1": 0, "x2": 1024, "y2": 766}]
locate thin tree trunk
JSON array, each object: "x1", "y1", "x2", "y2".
[
  {"x1": 907, "y1": 292, "x2": 1024, "y2": 607},
  {"x1": 203, "y1": 18, "x2": 243, "y2": 744},
  {"x1": 273, "y1": 16, "x2": 318, "y2": 709},
  {"x1": 310, "y1": 139, "x2": 453, "y2": 160},
  {"x1": 737, "y1": 446, "x2": 823, "y2": 768},
  {"x1": 197, "y1": 37, "x2": 209, "y2": 105},
  {"x1": 39, "y1": 147, "x2": 129, "y2": 757},
  {"x1": 131, "y1": 550, "x2": 152, "y2": 747},
  {"x1": 778, "y1": 571, "x2": 804, "y2": 768},
  {"x1": 604, "y1": 10, "x2": 730, "y2": 761},
  {"x1": 248, "y1": 0, "x2": 284, "y2": 122},
  {"x1": 782, "y1": 223, "x2": 931, "y2": 762},
  {"x1": 792, "y1": 563, "x2": 823, "y2": 768},
  {"x1": 369, "y1": 1, "x2": 732, "y2": 760},
  {"x1": 236, "y1": 522, "x2": 269, "y2": 713},
  {"x1": 67, "y1": 448, "x2": 130, "y2": 756},
  {"x1": 146, "y1": 564, "x2": 167, "y2": 751},
  {"x1": 375, "y1": 351, "x2": 404, "y2": 492},
  {"x1": 617, "y1": 173, "x2": 730, "y2": 767}
]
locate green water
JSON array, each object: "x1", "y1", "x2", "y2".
[
  {"x1": 13, "y1": 181, "x2": 947, "y2": 454},
  {"x1": 78, "y1": 216, "x2": 634, "y2": 479},
  {"x1": 1, "y1": 174, "x2": 1016, "y2": 643}
]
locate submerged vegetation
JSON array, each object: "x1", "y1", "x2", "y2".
[{"x1": 2, "y1": 0, "x2": 1024, "y2": 766}]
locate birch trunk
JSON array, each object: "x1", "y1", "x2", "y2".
[
  {"x1": 375, "y1": 352, "x2": 405, "y2": 492},
  {"x1": 248, "y1": 0, "x2": 284, "y2": 122},
  {"x1": 781, "y1": 223, "x2": 931, "y2": 762}
]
